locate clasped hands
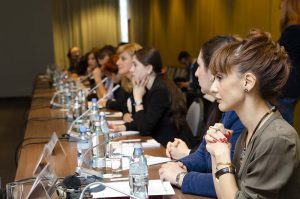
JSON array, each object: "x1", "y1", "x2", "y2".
[
  {"x1": 159, "y1": 161, "x2": 187, "y2": 186},
  {"x1": 205, "y1": 123, "x2": 233, "y2": 157},
  {"x1": 166, "y1": 138, "x2": 190, "y2": 160}
]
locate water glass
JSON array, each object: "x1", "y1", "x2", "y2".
[{"x1": 109, "y1": 142, "x2": 123, "y2": 177}]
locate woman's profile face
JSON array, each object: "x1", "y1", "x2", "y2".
[
  {"x1": 87, "y1": 53, "x2": 97, "y2": 67},
  {"x1": 130, "y1": 56, "x2": 148, "y2": 83},
  {"x1": 195, "y1": 50, "x2": 214, "y2": 95},
  {"x1": 98, "y1": 55, "x2": 110, "y2": 67},
  {"x1": 210, "y1": 68, "x2": 245, "y2": 112},
  {"x1": 117, "y1": 51, "x2": 133, "y2": 77}
]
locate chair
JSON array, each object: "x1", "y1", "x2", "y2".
[{"x1": 186, "y1": 98, "x2": 204, "y2": 137}]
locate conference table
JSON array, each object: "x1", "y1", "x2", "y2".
[{"x1": 15, "y1": 75, "x2": 213, "y2": 199}]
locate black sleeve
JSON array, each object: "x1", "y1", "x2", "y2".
[
  {"x1": 125, "y1": 88, "x2": 169, "y2": 135},
  {"x1": 106, "y1": 87, "x2": 130, "y2": 112}
]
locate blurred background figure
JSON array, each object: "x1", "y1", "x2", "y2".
[
  {"x1": 175, "y1": 51, "x2": 201, "y2": 107},
  {"x1": 278, "y1": 0, "x2": 300, "y2": 125},
  {"x1": 92, "y1": 45, "x2": 117, "y2": 99},
  {"x1": 67, "y1": 46, "x2": 86, "y2": 75}
]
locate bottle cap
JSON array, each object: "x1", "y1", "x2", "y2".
[
  {"x1": 79, "y1": 126, "x2": 87, "y2": 133},
  {"x1": 94, "y1": 121, "x2": 101, "y2": 127},
  {"x1": 133, "y1": 142, "x2": 142, "y2": 149}
]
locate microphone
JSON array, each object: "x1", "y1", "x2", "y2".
[
  {"x1": 50, "y1": 90, "x2": 64, "y2": 107},
  {"x1": 76, "y1": 131, "x2": 123, "y2": 173},
  {"x1": 79, "y1": 181, "x2": 139, "y2": 199},
  {"x1": 67, "y1": 84, "x2": 120, "y2": 140},
  {"x1": 50, "y1": 77, "x2": 108, "y2": 108},
  {"x1": 59, "y1": 175, "x2": 139, "y2": 199},
  {"x1": 78, "y1": 73, "x2": 93, "y2": 83},
  {"x1": 86, "y1": 77, "x2": 108, "y2": 96}
]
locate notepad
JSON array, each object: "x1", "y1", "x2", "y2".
[{"x1": 91, "y1": 180, "x2": 175, "y2": 198}]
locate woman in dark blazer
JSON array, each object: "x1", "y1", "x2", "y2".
[{"x1": 112, "y1": 48, "x2": 196, "y2": 147}]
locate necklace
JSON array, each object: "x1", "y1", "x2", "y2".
[{"x1": 239, "y1": 106, "x2": 276, "y2": 165}]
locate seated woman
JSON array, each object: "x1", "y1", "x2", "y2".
[
  {"x1": 103, "y1": 43, "x2": 142, "y2": 113},
  {"x1": 92, "y1": 45, "x2": 116, "y2": 99},
  {"x1": 205, "y1": 29, "x2": 300, "y2": 198},
  {"x1": 112, "y1": 48, "x2": 196, "y2": 147},
  {"x1": 159, "y1": 35, "x2": 244, "y2": 198},
  {"x1": 85, "y1": 48, "x2": 99, "y2": 76},
  {"x1": 80, "y1": 48, "x2": 99, "y2": 87}
]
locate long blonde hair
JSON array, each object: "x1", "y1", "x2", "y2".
[
  {"x1": 117, "y1": 43, "x2": 142, "y2": 57},
  {"x1": 117, "y1": 43, "x2": 142, "y2": 92},
  {"x1": 280, "y1": 0, "x2": 300, "y2": 32}
]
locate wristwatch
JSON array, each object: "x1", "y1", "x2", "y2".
[
  {"x1": 215, "y1": 166, "x2": 236, "y2": 180},
  {"x1": 175, "y1": 172, "x2": 187, "y2": 187},
  {"x1": 134, "y1": 99, "x2": 143, "y2": 106}
]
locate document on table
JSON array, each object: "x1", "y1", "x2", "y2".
[
  {"x1": 107, "y1": 120, "x2": 125, "y2": 125},
  {"x1": 120, "y1": 156, "x2": 171, "y2": 170},
  {"x1": 91, "y1": 180, "x2": 175, "y2": 198},
  {"x1": 105, "y1": 112, "x2": 123, "y2": 118},
  {"x1": 111, "y1": 139, "x2": 161, "y2": 157}
]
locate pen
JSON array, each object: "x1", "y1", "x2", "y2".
[
  {"x1": 110, "y1": 177, "x2": 129, "y2": 182},
  {"x1": 160, "y1": 180, "x2": 168, "y2": 193},
  {"x1": 121, "y1": 139, "x2": 142, "y2": 143}
]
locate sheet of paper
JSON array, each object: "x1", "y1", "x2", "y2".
[
  {"x1": 110, "y1": 139, "x2": 160, "y2": 157},
  {"x1": 107, "y1": 120, "x2": 125, "y2": 125},
  {"x1": 120, "y1": 156, "x2": 171, "y2": 170},
  {"x1": 91, "y1": 180, "x2": 175, "y2": 198},
  {"x1": 120, "y1": 139, "x2": 160, "y2": 149}
]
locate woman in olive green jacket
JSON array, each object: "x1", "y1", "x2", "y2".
[{"x1": 205, "y1": 29, "x2": 300, "y2": 199}]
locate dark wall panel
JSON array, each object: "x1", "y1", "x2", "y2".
[{"x1": 0, "y1": 0, "x2": 54, "y2": 97}]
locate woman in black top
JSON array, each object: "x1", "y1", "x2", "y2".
[
  {"x1": 100, "y1": 43, "x2": 143, "y2": 113},
  {"x1": 278, "y1": 0, "x2": 300, "y2": 125},
  {"x1": 112, "y1": 48, "x2": 196, "y2": 147}
]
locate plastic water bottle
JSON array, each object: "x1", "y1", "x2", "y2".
[
  {"x1": 76, "y1": 126, "x2": 92, "y2": 172},
  {"x1": 77, "y1": 89, "x2": 87, "y2": 112},
  {"x1": 91, "y1": 121, "x2": 106, "y2": 175},
  {"x1": 90, "y1": 98, "x2": 99, "y2": 122},
  {"x1": 99, "y1": 112, "x2": 110, "y2": 144},
  {"x1": 129, "y1": 143, "x2": 149, "y2": 199},
  {"x1": 72, "y1": 96, "x2": 81, "y2": 119},
  {"x1": 65, "y1": 86, "x2": 72, "y2": 108},
  {"x1": 70, "y1": 80, "x2": 77, "y2": 91}
]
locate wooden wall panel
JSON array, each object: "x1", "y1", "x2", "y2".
[{"x1": 129, "y1": 0, "x2": 281, "y2": 67}]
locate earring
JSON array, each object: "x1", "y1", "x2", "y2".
[{"x1": 244, "y1": 88, "x2": 248, "y2": 92}]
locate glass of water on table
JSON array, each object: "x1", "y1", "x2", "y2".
[{"x1": 108, "y1": 142, "x2": 123, "y2": 177}]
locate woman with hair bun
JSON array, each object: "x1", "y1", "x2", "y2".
[{"x1": 205, "y1": 29, "x2": 300, "y2": 199}]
